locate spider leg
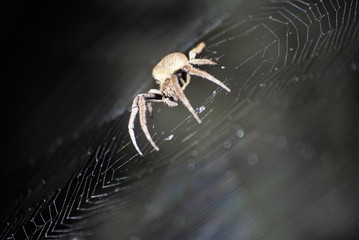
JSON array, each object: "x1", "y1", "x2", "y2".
[
  {"x1": 138, "y1": 95, "x2": 160, "y2": 152},
  {"x1": 189, "y1": 42, "x2": 206, "y2": 60},
  {"x1": 189, "y1": 58, "x2": 218, "y2": 66},
  {"x1": 149, "y1": 88, "x2": 178, "y2": 107},
  {"x1": 176, "y1": 71, "x2": 191, "y2": 90},
  {"x1": 147, "y1": 89, "x2": 163, "y2": 117},
  {"x1": 170, "y1": 75, "x2": 202, "y2": 124},
  {"x1": 163, "y1": 97, "x2": 179, "y2": 107},
  {"x1": 146, "y1": 101, "x2": 153, "y2": 118},
  {"x1": 148, "y1": 89, "x2": 163, "y2": 95},
  {"x1": 128, "y1": 95, "x2": 143, "y2": 155},
  {"x1": 180, "y1": 73, "x2": 191, "y2": 90},
  {"x1": 128, "y1": 91, "x2": 163, "y2": 155},
  {"x1": 184, "y1": 65, "x2": 231, "y2": 92}
]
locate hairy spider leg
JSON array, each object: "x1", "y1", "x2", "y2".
[
  {"x1": 129, "y1": 92, "x2": 163, "y2": 155},
  {"x1": 147, "y1": 89, "x2": 163, "y2": 117},
  {"x1": 175, "y1": 71, "x2": 191, "y2": 90},
  {"x1": 189, "y1": 58, "x2": 218, "y2": 66},
  {"x1": 138, "y1": 96, "x2": 160, "y2": 152},
  {"x1": 189, "y1": 42, "x2": 206, "y2": 60},
  {"x1": 146, "y1": 101, "x2": 153, "y2": 118},
  {"x1": 170, "y1": 75, "x2": 202, "y2": 124},
  {"x1": 148, "y1": 88, "x2": 178, "y2": 108},
  {"x1": 184, "y1": 65, "x2": 231, "y2": 92},
  {"x1": 129, "y1": 95, "x2": 143, "y2": 155}
]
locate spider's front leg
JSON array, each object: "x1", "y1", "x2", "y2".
[
  {"x1": 128, "y1": 91, "x2": 163, "y2": 155},
  {"x1": 188, "y1": 41, "x2": 223, "y2": 67},
  {"x1": 189, "y1": 42, "x2": 206, "y2": 60},
  {"x1": 189, "y1": 58, "x2": 218, "y2": 66}
]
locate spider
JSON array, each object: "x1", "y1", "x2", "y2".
[{"x1": 128, "y1": 42, "x2": 231, "y2": 155}]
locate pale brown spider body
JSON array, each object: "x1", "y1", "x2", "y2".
[
  {"x1": 129, "y1": 42, "x2": 230, "y2": 155},
  {"x1": 152, "y1": 52, "x2": 188, "y2": 82}
]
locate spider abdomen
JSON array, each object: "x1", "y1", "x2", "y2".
[{"x1": 152, "y1": 52, "x2": 188, "y2": 82}]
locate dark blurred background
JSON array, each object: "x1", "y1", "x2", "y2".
[
  {"x1": 4, "y1": 0, "x2": 210, "y2": 216},
  {"x1": 3, "y1": 0, "x2": 359, "y2": 239}
]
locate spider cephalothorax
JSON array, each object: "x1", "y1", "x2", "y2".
[{"x1": 128, "y1": 42, "x2": 231, "y2": 155}]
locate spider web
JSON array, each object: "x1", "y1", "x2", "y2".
[{"x1": 2, "y1": 0, "x2": 359, "y2": 239}]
